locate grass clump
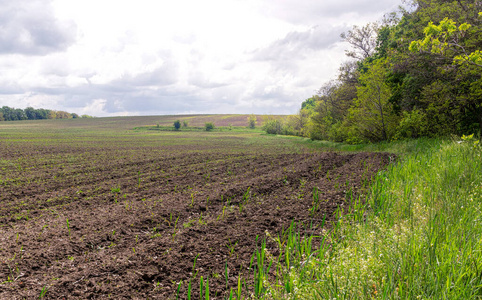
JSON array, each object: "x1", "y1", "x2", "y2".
[{"x1": 261, "y1": 137, "x2": 482, "y2": 299}]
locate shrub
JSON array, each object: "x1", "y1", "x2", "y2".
[
  {"x1": 394, "y1": 109, "x2": 427, "y2": 139},
  {"x1": 173, "y1": 120, "x2": 181, "y2": 130},
  {"x1": 205, "y1": 122, "x2": 215, "y2": 131},
  {"x1": 182, "y1": 120, "x2": 189, "y2": 127},
  {"x1": 262, "y1": 119, "x2": 283, "y2": 134},
  {"x1": 247, "y1": 114, "x2": 257, "y2": 129}
]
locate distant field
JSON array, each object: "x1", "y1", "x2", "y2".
[
  {"x1": 0, "y1": 116, "x2": 391, "y2": 299},
  {"x1": 0, "y1": 114, "x2": 283, "y2": 132}
]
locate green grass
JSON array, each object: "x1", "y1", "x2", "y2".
[
  {"x1": 276, "y1": 135, "x2": 443, "y2": 155},
  {"x1": 253, "y1": 136, "x2": 482, "y2": 299}
]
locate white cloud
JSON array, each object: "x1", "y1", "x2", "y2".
[
  {"x1": 0, "y1": 0, "x2": 405, "y2": 116},
  {"x1": 0, "y1": 0, "x2": 75, "y2": 55}
]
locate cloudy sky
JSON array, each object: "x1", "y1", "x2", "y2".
[{"x1": 0, "y1": 0, "x2": 403, "y2": 117}]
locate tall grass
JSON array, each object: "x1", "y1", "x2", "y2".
[{"x1": 262, "y1": 136, "x2": 482, "y2": 299}]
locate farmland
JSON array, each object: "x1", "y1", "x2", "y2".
[{"x1": 0, "y1": 116, "x2": 393, "y2": 299}]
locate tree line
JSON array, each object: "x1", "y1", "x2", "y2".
[
  {"x1": 0, "y1": 106, "x2": 93, "y2": 121},
  {"x1": 264, "y1": 0, "x2": 482, "y2": 143}
]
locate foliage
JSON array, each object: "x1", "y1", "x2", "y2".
[
  {"x1": 300, "y1": 96, "x2": 318, "y2": 110},
  {"x1": 349, "y1": 59, "x2": 400, "y2": 142},
  {"x1": 0, "y1": 106, "x2": 84, "y2": 121},
  {"x1": 262, "y1": 118, "x2": 283, "y2": 135},
  {"x1": 247, "y1": 114, "x2": 257, "y2": 129},
  {"x1": 394, "y1": 109, "x2": 427, "y2": 139},
  {"x1": 409, "y1": 16, "x2": 482, "y2": 67},
  {"x1": 341, "y1": 22, "x2": 379, "y2": 60},
  {"x1": 204, "y1": 122, "x2": 215, "y2": 131},
  {"x1": 173, "y1": 119, "x2": 181, "y2": 130},
  {"x1": 278, "y1": 0, "x2": 482, "y2": 143}
]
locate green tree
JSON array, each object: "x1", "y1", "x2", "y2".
[
  {"x1": 173, "y1": 120, "x2": 181, "y2": 130},
  {"x1": 36, "y1": 109, "x2": 50, "y2": 119},
  {"x1": 410, "y1": 12, "x2": 482, "y2": 138},
  {"x1": 262, "y1": 118, "x2": 283, "y2": 135},
  {"x1": 247, "y1": 114, "x2": 257, "y2": 129},
  {"x1": 349, "y1": 59, "x2": 399, "y2": 142},
  {"x1": 204, "y1": 122, "x2": 215, "y2": 131},
  {"x1": 14, "y1": 108, "x2": 27, "y2": 120},
  {"x1": 301, "y1": 96, "x2": 318, "y2": 110},
  {"x1": 289, "y1": 108, "x2": 311, "y2": 137},
  {"x1": 24, "y1": 107, "x2": 38, "y2": 120},
  {"x1": 409, "y1": 16, "x2": 482, "y2": 67}
]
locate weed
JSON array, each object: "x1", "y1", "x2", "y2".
[
  {"x1": 39, "y1": 285, "x2": 48, "y2": 299},
  {"x1": 183, "y1": 218, "x2": 195, "y2": 228},
  {"x1": 309, "y1": 187, "x2": 321, "y2": 217},
  {"x1": 226, "y1": 239, "x2": 238, "y2": 257},
  {"x1": 190, "y1": 192, "x2": 195, "y2": 207},
  {"x1": 66, "y1": 218, "x2": 70, "y2": 237},
  {"x1": 198, "y1": 213, "x2": 207, "y2": 226},
  {"x1": 111, "y1": 186, "x2": 121, "y2": 203},
  {"x1": 238, "y1": 187, "x2": 251, "y2": 213}
]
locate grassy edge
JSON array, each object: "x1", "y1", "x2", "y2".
[{"x1": 253, "y1": 136, "x2": 482, "y2": 299}]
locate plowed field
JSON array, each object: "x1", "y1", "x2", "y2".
[{"x1": 0, "y1": 117, "x2": 394, "y2": 299}]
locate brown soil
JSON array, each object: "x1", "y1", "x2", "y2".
[{"x1": 0, "y1": 142, "x2": 393, "y2": 299}]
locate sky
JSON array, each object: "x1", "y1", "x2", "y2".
[{"x1": 0, "y1": 0, "x2": 403, "y2": 117}]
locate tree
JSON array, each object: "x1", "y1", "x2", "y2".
[
  {"x1": 295, "y1": 109, "x2": 311, "y2": 136},
  {"x1": 262, "y1": 118, "x2": 283, "y2": 135},
  {"x1": 341, "y1": 23, "x2": 380, "y2": 60},
  {"x1": 55, "y1": 111, "x2": 72, "y2": 119},
  {"x1": 37, "y1": 109, "x2": 50, "y2": 119},
  {"x1": 409, "y1": 11, "x2": 482, "y2": 139},
  {"x1": 14, "y1": 108, "x2": 27, "y2": 120},
  {"x1": 173, "y1": 120, "x2": 181, "y2": 130},
  {"x1": 409, "y1": 17, "x2": 482, "y2": 67},
  {"x1": 349, "y1": 59, "x2": 399, "y2": 142},
  {"x1": 301, "y1": 96, "x2": 319, "y2": 110},
  {"x1": 24, "y1": 107, "x2": 38, "y2": 120},
  {"x1": 247, "y1": 114, "x2": 257, "y2": 129},
  {"x1": 48, "y1": 110, "x2": 57, "y2": 119},
  {"x1": 205, "y1": 122, "x2": 215, "y2": 131}
]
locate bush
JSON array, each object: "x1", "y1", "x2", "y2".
[
  {"x1": 394, "y1": 109, "x2": 427, "y2": 139},
  {"x1": 262, "y1": 119, "x2": 283, "y2": 134},
  {"x1": 173, "y1": 120, "x2": 181, "y2": 130},
  {"x1": 182, "y1": 120, "x2": 189, "y2": 128},
  {"x1": 247, "y1": 114, "x2": 257, "y2": 129},
  {"x1": 205, "y1": 122, "x2": 215, "y2": 131}
]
